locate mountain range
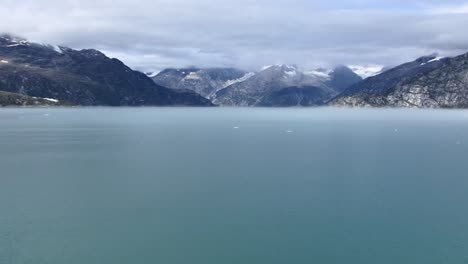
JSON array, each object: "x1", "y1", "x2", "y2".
[
  {"x1": 153, "y1": 65, "x2": 363, "y2": 106},
  {"x1": 2, "y1": 33, "x2": 468, "y2": 108}
]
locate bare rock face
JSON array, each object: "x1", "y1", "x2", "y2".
[
  {"x1": 0, "y1": 34, "x2": 213, "y2": 106},
  {"x1": 330, "y1": 53, "x2": 468, "y2": 108},
  {"x1": 152, "y1": 68, "x2": 249, "y2": 99}
]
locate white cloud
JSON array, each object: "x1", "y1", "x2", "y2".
[
  {"x1": 430, "y1": 4, "x2": 468, "y2": 14},
  {"x1": 1, "y1": 0, "x2": 468, "y2": 71}
]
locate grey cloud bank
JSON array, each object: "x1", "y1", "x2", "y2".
[{"x1": 1, "y1": 0, "x2": 468, "y2": 72}]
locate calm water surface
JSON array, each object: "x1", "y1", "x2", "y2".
[{"x1": 1, "y1": 108, "x2": 468, "y2": 264}]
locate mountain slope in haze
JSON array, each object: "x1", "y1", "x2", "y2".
[
  {"x1": 256, "y1": 86, "x2": 333, "y2": 107},
  {"x1": 151, "y1": 68, "x2": 250, "y2": 98},
  {"x1": 330, "y1": 53, "x2": 468, "y2": 108},
  {"x1": 212, "y1": 65, "x2": 362, "y2": 106},
  {"x1": 0, "y1": 34, "x2": 213, "y2": 106}
]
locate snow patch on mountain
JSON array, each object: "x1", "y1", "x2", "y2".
[
  {"x1": 32, "y1": 97, "x2": 59, "y2": 103},
  {"x1": 223, "y1": 72, "x2": 255, "y2": 88},
  {"x1": 184, "y1": 72, "x2": 201, "y2": 80},
  {"x1": 428, "y1": 57, "x2": 445, "y2": 63},
  {"x1": 43, "y1": 98, "x2": 59, "y2": 103},
  {"x1": 52, "y1": 45, "x2": 63, "y2": 54},
  {"x1": 420, "y1": 57, "x2": 445, "y2": 66},
  {"x1": 146, "y1": 71, "x2": 160, "y2": 78},
  {"x1": 284, "y1": 69, "x2": 298, "y2": 77}
]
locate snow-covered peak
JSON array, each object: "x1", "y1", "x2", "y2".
[
  {"x1": 348, "y1": 65, "x2": 384, "y2": 79},
  {"x1": 0, "y1": 34, "x2": 30, "y2": 47},
  {"x1": 0, "y1": 34, "x2": 68, "y2": 55},
  {"x1": 260, "y1": 64, "x2": 297, "y2": 71}
]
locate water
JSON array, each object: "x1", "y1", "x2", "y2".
[{"x1": 1, "y1": 107, "x2": 468, "y2": 264}]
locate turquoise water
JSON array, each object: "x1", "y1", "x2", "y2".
[{"x1": 1, "y1": 108, "x2": 468, "y2": 264}]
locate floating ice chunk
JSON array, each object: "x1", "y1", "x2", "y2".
[
  {"x1": 286, "y1": 130, "x2": 294, "y2": 133},
  {"x1": 0, "y1": 60, "x2": 8, "y2": 64},
  {"x1": 233, "y1": 126, "x2": 240, "y2": 129}
]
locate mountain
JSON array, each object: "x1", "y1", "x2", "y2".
[
  {"x1": 330, "y1": 53, "x2": 468, "y2": 108},
  {"x1": 212, "y1": 65, "x2": 362, "y2": 106},
  {"x1": 0, "y1": 34, "x2": 213, "y2": 106},
  {"x1": 0, "y1": 90, "x2": 63, "y2": 106},
  {"x1": 328, "y1": 65, "x2": 365, "y2": 92},
  {"x1": 256, "y1": 86, "x2": 333, "y2": 107},
  {"x1": 151, "y1": 68, "x2": 250, "y2": 98}
]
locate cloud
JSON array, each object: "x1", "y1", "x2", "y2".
[
  {"x1": 430, "y1": 4, "x2": 468, "y2": 14},
  {"x1": 1, "y1": 0, "x2": 468, "y2": 71}
]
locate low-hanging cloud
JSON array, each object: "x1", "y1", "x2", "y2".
[{"x1": 1, "y1": 0, "x2": 468, "y2": 72}]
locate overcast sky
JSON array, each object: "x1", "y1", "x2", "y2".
[{"x1": 1, "y1": 0, "x2": 468, "y2": 72}]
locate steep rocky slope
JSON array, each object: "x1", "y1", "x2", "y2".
[
  {"x1": 212, "y1": 65, "x2": 361, "y2": 106},
  {"x1": 330, "y1": 53, "x2": 468, "y2": 108},
  {"x1": 152, "y1": 68, "x2": 249, "y2": 98},
  {"x1": 0, "y1": 34, "x2": 212, "y2": 106}
]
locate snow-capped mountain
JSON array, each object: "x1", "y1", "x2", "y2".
[
  {"x1": 151, "y1": 68, "x2": 249, "y2": 98},
  {"x1": 212, "y1": 64, "x2": 362, "y2": 106}
]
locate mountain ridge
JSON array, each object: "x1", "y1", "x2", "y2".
[
  {"x1": 329, "y1": 53, "x2": 468, "y2": 108},
  {"x1": 211, "y1": 64, "x2": 362, "y2": 106},
  {"x1": 0, "y1": 34, "x2": 213, "y2": 106}
]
